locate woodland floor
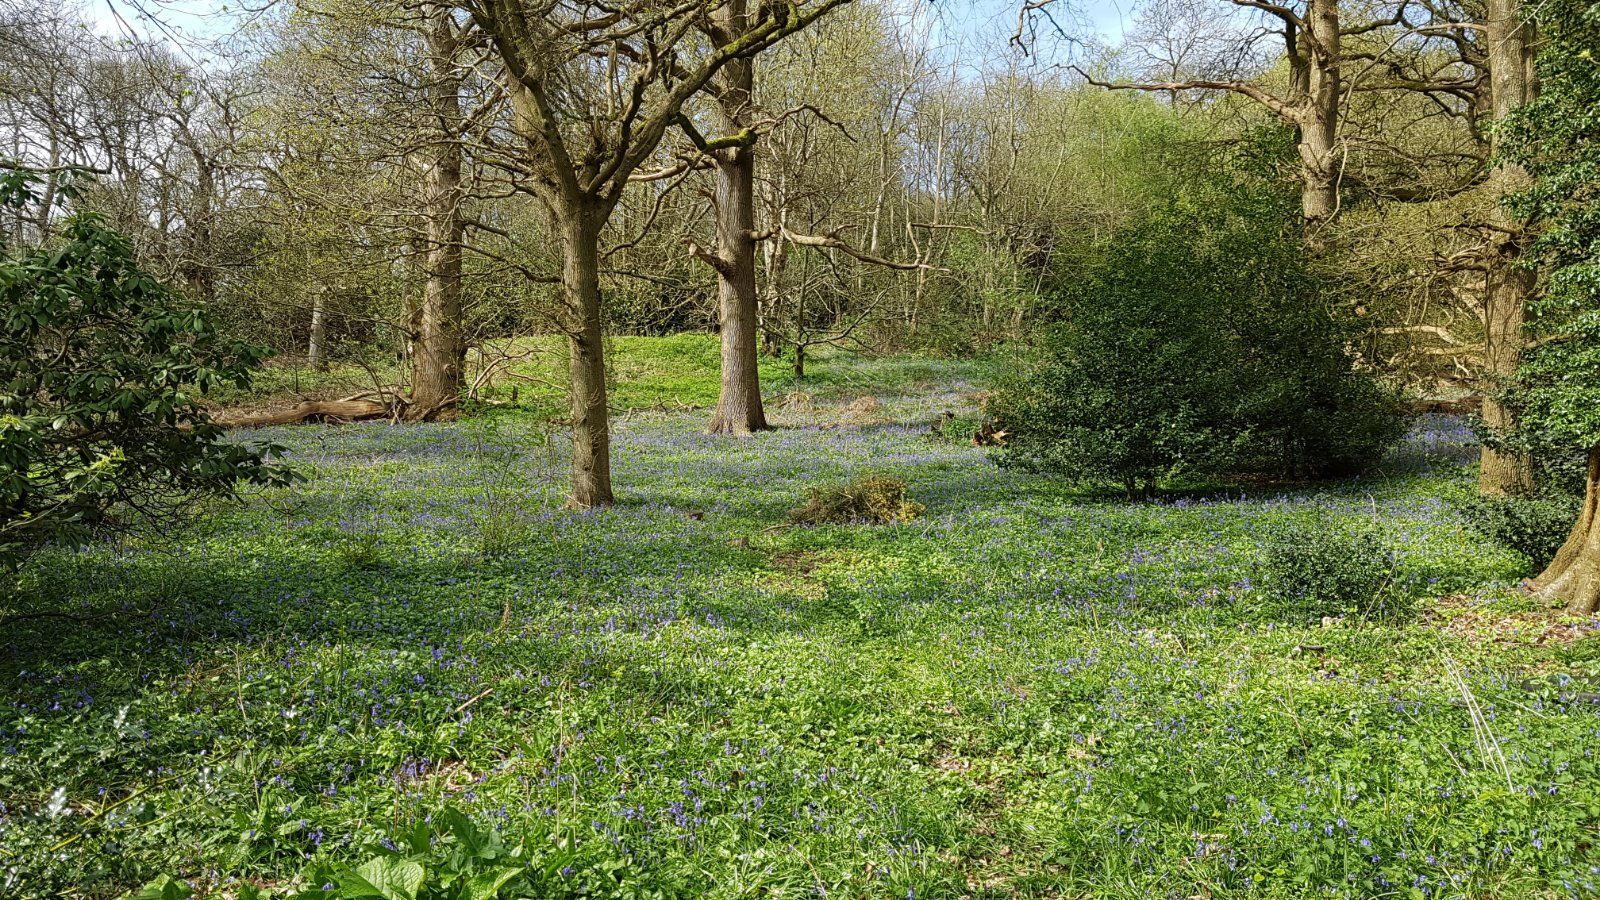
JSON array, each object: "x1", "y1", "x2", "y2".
[{"x1": 3, "y1": 339, "x2": 1599, "y2": 898}]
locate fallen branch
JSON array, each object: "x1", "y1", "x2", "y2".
[{"x1": 214, "y1": 399, "x2": 392, "y2": 428}]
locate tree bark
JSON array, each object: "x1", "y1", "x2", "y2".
[
  {"x1": 702, "y1": 10, "x2": 769, "y2": 435},
  {"x1": 559, "y1": 202, "x2": 614, "y2": 507},
  {"x1": 308, "y1": 290, "x2": 328, "y2": 371},
  {"x1": 1477, "y1": 0, "x2": 1538, "y2": 495},
  {"x1": 1295, "y1": 0, "x2": 1342, "y2": 228},
  {"x1": 760, "y1": 222, "x2": 788, "y2": 358},
  {"x1": 409, "y1": 7, "x2": 466, "y2": 420},
  {"x1": 1532, "y1": 446, "x2": 1600, "y2": 615},
  {"x1": 1478, "y1": 257, "x2": 1535, "y2": 494}
]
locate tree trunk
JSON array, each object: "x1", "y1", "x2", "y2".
[
  {"x1": 184, "y1": 159, "x2": 217, "y2": 304},
  {"x1": 1532, "y1": 446, "x2": 1600, "y2": 615},
  {"x1": 559, "y1": 202, "x2": 614, "y2": 508},
  {"x1": 410, "y1": 8, "x2": 466, "y2": 420},
  {"x1": 705, "y1": 55, "x2": 769, "y2": 435},
  {"x1": 1296, "y1": 0, "x2": 1342, "y2": 228},
  {"x1": 760, "y1": 224, "x2": 788, "y2": 358},
  {"x1": 308, "y1": 291, "x2": 328, "y2": 371},
  {"x1": 1478, "y1": 259, "x2": 1535, "y2": 494},
  {"x1": 1477, "y1": 0, "x2": 1538, "y2": 495}
]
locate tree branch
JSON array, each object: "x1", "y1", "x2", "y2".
[
  {"x1": 781, "y1": 227, "x2": 934, "y2": 271},
  {"x1": 1067, "y1": 65, "x2": 1293, "y2": 120}
]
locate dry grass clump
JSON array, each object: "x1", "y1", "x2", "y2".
[{"x1": 786, "y1": 474, "x2": 923, "y2": 526}]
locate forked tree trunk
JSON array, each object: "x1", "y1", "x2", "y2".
[
  {"x1": 1533, "y1": 446, "x2": 1600, "y2": 615},
  {"x1": 1477, "y1": 0, "x2": 1538, "y2": 494},
  {"x1": 409, "y1": 9, "x2": 466, "y2": 420},
  {"x1": 559, "y1": 203, "x2": 614, "y2": 507}
]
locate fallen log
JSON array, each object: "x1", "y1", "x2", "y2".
[
  {"x1": 1403, "y1": 396, "x2": 1482, "y2": 415},
  {"x1": 215, "y1": 399, "x2": 390, "y2": 428}
]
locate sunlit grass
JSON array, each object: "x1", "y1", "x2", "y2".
[{"x1": 2, "y1": 341, "x2": 1596, "y2": 898}]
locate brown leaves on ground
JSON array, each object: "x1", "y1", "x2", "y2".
[
  {"x1": 785, "y1": 474, "x2": 924, "y2": 526},
  {"x1": 838, "y1": 394, "x2": 883, "y2": 424},
  {"x1": 1428, "y1": 592, "x2": 1600, "y2": 648}
]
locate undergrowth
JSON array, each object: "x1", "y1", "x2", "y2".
[{"x1": 2, "y1": 343, "x2": 1595, "y2": 899}]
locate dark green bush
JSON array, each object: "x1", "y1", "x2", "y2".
[
  {"x1": 0, "y1": 167, "x2": 292, "y2": 567},
  {"x1": 991, "y1": 175, "x2": 1406, "y2": 493},
  {"x1": 1454, "y1": 490, "x2": 1581, "y2": 570},
  {"x1": 787, "y1": 474, "x2": 923, "y2": 526},
  {"x1": 1261, "y1": 525, "x2": 1405, "y2": 622}
]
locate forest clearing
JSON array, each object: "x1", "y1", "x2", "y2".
[
  {"x1": 3, "y1": 342, "x2": 1598, "y2": 897},
  {"x1": 4, "y1": 0, "x2": 1600, "y2": 896}
]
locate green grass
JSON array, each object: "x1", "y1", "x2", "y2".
[
  {"x1": 211, "y1": 334, "x2": 993, "y2": 420},
  {"x1": 3, "y1": 341, "x2": 1597, "y2": 899}
]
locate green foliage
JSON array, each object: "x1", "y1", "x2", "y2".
[
  {"x1": 1260, "y1": 524, "x2": 1405, "y2": 622},
  {"x1": 129, "y1": 875, "x2": 195, "y2": 900},
  {"x1": 3, "y1": 353, "x2": 1586, "y2": 899},
  {"x1": 465, "y1": 418, "x2": 553, "y2": 558},
  {"x1": 1038, "y1": 190, "x2": 1391, "y2": 486},
  {"x1": 993, "y1": 174, "x2": 1406, "y2": 492},
  {"x1": 0, "y1": 167, "x2": 293, "y2": 567},
  {"x1": 1503, "y1": 1, "x2": 1600, "y2": 457},
  {"x1": 1454, "y1": 489, "x2": 1583, "y2": 570},
  {"x1": 786, "y1": 474, "x2": 923, "y2": 525},
  {"x1": 292, "y1": 810, "x2": 541, "y2": 900}
]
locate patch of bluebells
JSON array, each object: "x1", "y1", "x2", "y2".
[{"x1": 0, "y1": 353, "x2": 1593, "y2": 898}]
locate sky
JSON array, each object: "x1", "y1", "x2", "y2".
[
  {"x1": 88, "y1": 0, "x2": 233, "y2": 41},
  {"x1": 86, "y1": 0, "x2": 1138, "y2": 48}
]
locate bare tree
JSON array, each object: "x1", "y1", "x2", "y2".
[
  {"x1": 463, "y1": 0, "x2": 851, "y2": 506},
  {"x1": 1074, "y1": 0, "x2": 1365, "y2": 229},
  {"x1": 687, "y1": 1, "x2": 770, "y2": 434},
  {"x1": 409, "y1": 4, "x2": 470, "y2": 418}
]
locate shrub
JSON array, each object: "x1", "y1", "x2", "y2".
[
  {"x1": 135, "y1": 810, "x2": 551, "y2": 899},
  {"x1": 1261, "y1": 524, "x2": 1404, "y2": 622},
  {"x1": 0, "y1": 167, "x2": 292, "y2": 567},
  {"x1": 991, "y1": 175, "x2": 1406, "y2": 493},
  {"x1": 1454, "y1": 490, "x2": 1581, "y2": 570},
  {"x1": 787, "y1": 475, "x2": 923, "y2": 526},
  {"x1": 293, "y1": 809, "x2": 539, "y2": 900}
]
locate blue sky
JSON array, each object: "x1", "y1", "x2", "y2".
[{"x1": 88, "y1": 0, "x2": 1137, "y2": 46}]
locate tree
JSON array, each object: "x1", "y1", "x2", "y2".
[
  {"x1": 0, "y1": 166, "x2": 292, "y2": 568},
  {"x1": 686, "y1": 2, "x2": 923, "y2": 429},
  {"x1": 1072, "y1": 0, "x2": 1355, "y2": 229},
  {"x1": 1361, "y1": 0, "x2": 1547, "y2": 495},
  {"x1": 691, "y1": 2, "x2": 770, "y2": 435},
  {"x1": 1502, "y1": 0, "x2": 1600, "y2": 614},
  {"x1": 260, "y1": 0, "x2": 489, "y2": 417},
  {"x1": 1475, "y1": 0, "x2": 1540, "y2": 494},
  {"x1": 409, "y1": 4, "x2": 470, "y2": 418},
  {"x1": 465, "y1": 0, "x2": 850, "y2": 505}
]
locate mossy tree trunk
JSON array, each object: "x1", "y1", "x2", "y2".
[
  {"x1": 1476, "y1": 0, "x2": 1538, "y2": 495},
  {"x1": 703, "y1": 50, "x2": 769, "y2": 434}
]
